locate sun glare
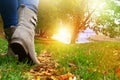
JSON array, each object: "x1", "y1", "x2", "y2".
[
  {"x1": 90, "y1": 0, "x2": 106, "y2": 10},
  {"x1": 52, "y1": 27, "x2": 71, "y2": 44}
]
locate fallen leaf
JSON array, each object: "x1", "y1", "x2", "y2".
[
  {"x1": 68, "y1": 62, "x2": 76, "y2": 67},
  {"x1": 29, "y1": 50, "x2": 76, "y2": 80},
  {"x1": 116, "y1": 68, "x2": 120, "y2": 78},
  {"x1": 56, "y1": 73, "x2": 75, "y2": 80},
  {"x1": 36, "y1": 76, "x2": 40, "y2": 80},
  {"x1": 51, "y1": 76, "x2": 59, "y2": 80}
]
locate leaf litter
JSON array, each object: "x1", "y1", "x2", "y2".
[{"x1": 26, "y1": 50, "x2": 76, "y2": 80}]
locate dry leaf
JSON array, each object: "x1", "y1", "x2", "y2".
[
  {"x1": 51, "y1": 76, "x2": 59, "y2": 80},
  {"x1": 29, "y1": 50, "x2": 76, "y2": 80},
  {"x1": 36, "y1": 76, "x2": 40, "y2": 80},
  {"x1": 116, "y1": 68, "x2": 120, "y2": 78},
  {"x1": 57, "y1": 73, "x2": 75, "y2": 80},
  {"x1": 68, "y1": 62, "x2": 76, "y2": 67}
]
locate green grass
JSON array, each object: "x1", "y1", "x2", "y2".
[
  {"x1": 0, "y1": 39, "x2": 31, "y2": 80},
  {"x1": 0, "y1": 38, "x2": 120, "y2": 80},
  {"x1": 35, "y1": 39, "x2": 120, "y2": 80},
  {"x1": 0, "y1": 56, "x2": 30, "y2": 80}
]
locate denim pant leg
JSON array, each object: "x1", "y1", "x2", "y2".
[
  {"x1": 0, "y1": 0, "x2": 18, "y2": 29},
  {"x1": 18, "y1": 0, "x2": 39, "y2": 13}
]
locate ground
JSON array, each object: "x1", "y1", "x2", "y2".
[
  {"x1": 0, "y1": 37, "x2": 120, "y2": 80},
  {"x1": 28, "y1": 50, "x2": 75, "y2": 80},
  {"x1": 89, "y1": 35, "x2": 120, "y2": 42}
]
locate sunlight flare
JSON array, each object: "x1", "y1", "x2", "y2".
[
  {"x1": 90, "y1": 0, "x2": 106, "y2": 10},
  {"x1": 52, "y1": 27, "x2": 71, "y2": 44}
]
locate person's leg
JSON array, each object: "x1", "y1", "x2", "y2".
[
  {"x1": 10, "y1": 0, "x2": 40, "y2": 64},
  {"x1": 0, "y1": 0, "x2": 18, "y2": 29},
  {"x1": 18, "y1": 0, "x2": 39, "y2": 13},
  {"x1": 0, "y1": 0, "x2": 18, "y2": 56}
]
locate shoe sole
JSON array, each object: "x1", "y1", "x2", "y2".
[{"x1": 10, "y1": 43, "x2": 33, "y2": 64}]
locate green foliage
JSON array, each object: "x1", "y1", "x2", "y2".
[
  {"x1": 37, "y1": 0, "x2": 120, "y2": 39},
  {"x1": 37, "y1": 0, "x2": 60, "y2": 36},
  {"x1": 37, "y1": 0, "x2": 93, "y2": 41},
  {"x1": 93, "y1": 0, "x2": 120, "y2": 38}
]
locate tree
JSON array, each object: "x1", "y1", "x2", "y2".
[
  {"x1": 30, "y1": 0, "x2": 120, "y2": 43},
  {"x1": 56, "y1": 0, "x2": 94, "y2": 44},
  {"x1": 93, "y1": 0, "x2": 120, "y2": 38},
  {"x1": 37, "y1": 0, "x2": 96, "y2": 43},
  {"x1": 36, "y1": 0, "x2": 60, "y2": 37}
]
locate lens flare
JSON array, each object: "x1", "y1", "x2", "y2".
[{"x1": 52, "y1": 27, "x2": 71, "y2": 44}]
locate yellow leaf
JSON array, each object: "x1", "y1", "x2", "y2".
[
  {"x1": 51, "y1": 76, "x2": 59, "y2": 80},
  {"x1": 57, "y1": 73, "x2": 75, "y2": 80},
  {"x1": 36, "y1": 76, "x2": 40, "y2": 80},
  {"x1": 116, "y1": 68, "x2": 120, "y2": 78}
]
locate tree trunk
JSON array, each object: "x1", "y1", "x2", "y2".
[
  {"x1": 70, "y1": 29, "x2": 79, "y2": 44},
  {"x1": 70, "y1": 34, "x2": 78, "y2": 44},
  {"x1": 70, "y1": 10, "x2": 94, "y2": 44}
]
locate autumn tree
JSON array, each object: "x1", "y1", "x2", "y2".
[
  {"x1": 37, "y1": 0, "x2": 95, "y2": 43},
  {"x1": 56, "y1": 0, "x2": 95, "y2": 44}
]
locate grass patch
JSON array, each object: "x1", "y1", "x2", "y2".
[
  {"x1": 0, "y1": 38, "x2": 31, "y2": 80},
  {"x1": 0, "y1": 56, "x2": 30, "y2": 80},
  {"x1": 0, "y1": 38, "x2": 7, "y2": 53},
  {"x1": 0, "y1": 38, "x2": 120, "y2": 80},
  {"x1": 35, "y1": 39, "x2": 120, "y2": 80}
]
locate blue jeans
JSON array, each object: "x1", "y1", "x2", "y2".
[
  {"x1": 18, "y1": 0, "x2": 39, "y2": 13},
  {"x1": 0, "y1": 0, "x2": 18, "y2": 29},
  {"x1": 0, "y1": 0, "x2": 39, "y2": 29}
]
